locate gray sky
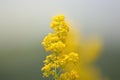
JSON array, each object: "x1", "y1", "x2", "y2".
[{"x1": 0, "y1": 0, "x2": 120, "y2": 48}]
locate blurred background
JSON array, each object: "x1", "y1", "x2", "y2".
[{"x1": 0, "y1": 0, "x2": 120, "y2": 80}]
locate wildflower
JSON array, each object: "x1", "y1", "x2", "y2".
[
  {"x1": 59, "y1": 70, "x2": 79, "y2": 80},
  {"x1": 41, "y1": 15, "x2": 80, "y2": 79}
]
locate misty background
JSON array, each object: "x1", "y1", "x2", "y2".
[{"x1": 0, "y1": 0, "x2": 120, "y2": 80}]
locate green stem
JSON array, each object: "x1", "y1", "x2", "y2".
[{"x1": 55, "y1": 55, "x2": 57, "y2": 80}]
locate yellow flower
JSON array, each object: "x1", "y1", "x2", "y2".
[
  {"x1": 41, "y1": 15, "x2": 80, "y2": 79},
  {"x1": 53, "y1": 15, "x2": 65, "y2": 21},
  {"x1": 68, "y1": 52, "x2": 79, "y2": 63},
  {"x1": 59, "y1": 70, "x2": 79, "y2": 80}
]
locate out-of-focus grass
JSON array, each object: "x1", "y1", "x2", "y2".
[
  {"x1": 0, "y1": 44, "x2": 45, "y2": 80},
  {"x1": 0, "y1": 41, "x2": 120, "y2": 80}
]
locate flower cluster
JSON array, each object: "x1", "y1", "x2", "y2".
[
  {"x1": 59, "y1": 70, "x2": 79, "y2": 80},
  {"x1": 42, "y1": 33, "x2": 65, "y2": 52},
  {"x1": 41, "y1": 15, "x2": 79, "y2": 80},
  {"x1": 42, "y1": 15, "x2": 69, "y2": 52}
]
